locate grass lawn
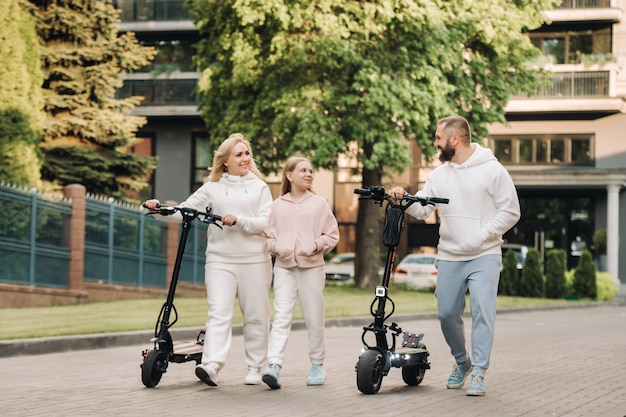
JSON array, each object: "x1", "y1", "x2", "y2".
[{"x1": 0, "y1": 284, "x2": 574, "y2": 340}]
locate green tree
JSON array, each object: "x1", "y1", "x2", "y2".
[
  {"x1": 519, "y1": 247, "x2": 544, "y2": 298},
  {"x1": 0, "y1": 0, "x2": 44, "y2": 187},
  {"x1": 499, "y1": 249, "x2": 519, "y2": 296},
  {"x1": 191, "y1": 0, "x2": 556, "y2": 287},
  {"x1": 573, "y1": 249, "x2": 597, "y2": 300},
  {"x1": 26, "y1": 0, "x2": 156, "y2": 201},
  {"x1": 544, "y1": 248, "x2": 566, "y2": 299}
]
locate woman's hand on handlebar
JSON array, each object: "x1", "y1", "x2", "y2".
[
  {"x1": 388, "y1": 187, "x2": 407, "y2": 201},
  {"x1": 144, "y1": 199, "x2": 160, "y2": 210},
  {"x1": 220, "y1": 214, "x2": 238, "y2": 226}
]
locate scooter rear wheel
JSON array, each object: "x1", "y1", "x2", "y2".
[
  {"x1": 356, "y1": 349, "x2": 384, "y2": 394},
  {"x1": 141, "y1": 349, "x2": 167, "y2": 388}
]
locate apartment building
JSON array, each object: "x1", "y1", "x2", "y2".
[{"x1": 115, "y1": 0, "x2": 625, "y2": 284}]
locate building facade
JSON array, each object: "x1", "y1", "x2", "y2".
[{"x1": 115, "y1": 0, "x2": 625, "y2": 284}]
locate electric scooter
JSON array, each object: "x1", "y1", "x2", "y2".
[
  {"x1": 353, "y1": 186, "x2": 449, "y2": 394},
  {"x1": 140, "y1": 204, "x2": 222, "y2": 388}
]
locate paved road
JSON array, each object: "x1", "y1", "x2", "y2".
[{"x1": 2, "y1": 304, "x2": 625, "y2": 417}]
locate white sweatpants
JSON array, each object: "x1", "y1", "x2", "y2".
[
  {"x1": 201, "y1": 260, "x2": 272, "y2": 370},
  {"x1": 267, "y1": 265, "x2": 326, "y2": 367}
]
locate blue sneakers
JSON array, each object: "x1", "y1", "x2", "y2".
[
  {"x1": 466, "y1": 375, "x2": 486, "y2": 396},
  {"x1": 446, "y1": 360, "x2": 473, "y2": 389},
  {"x1": 261, "y1": 364, "x2": 281, "y2": 389},
  {"x1": 306, "y1": 364, "x2": 327, "y2": 386}
]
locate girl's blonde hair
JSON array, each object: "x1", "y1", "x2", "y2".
[
  {"x1": 280, "y1": 156, "x2": 314, "y2": 195},
  {"x1": 208, "y1": 133, "x2": 262, "y2": 182}
]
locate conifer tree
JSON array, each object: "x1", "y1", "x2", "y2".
[
  {"x1": 499, "y1": 249, "x2": 519, "y2": 296},
  {"x1": 545, "y1": 248, "x2": 567, "y2": 299},
  {"x1": 0, "y1": 0, "x2": 44, "y2": 187},
  {"x1": 27, "y1": 0, "x2": 156, "y2": 200},
  {"x1": 573, "y1": 249, "x2": 597, "y2": 300},
  {"x1": 519, "y1": 248, "x2": 544, "y2": 298}
]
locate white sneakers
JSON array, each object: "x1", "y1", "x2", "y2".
[
  {"x1": 195, "y1": 364, "x2": 266, "y2": 386},
  {"x1": 195, "y1": 363, "x2": 219, "y2": 387},
  {"x1": 244, "y1": 368, "x2": 262, "y2": 385}
]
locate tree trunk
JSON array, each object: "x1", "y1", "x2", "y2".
[{"x1": 354, "y1": 166, "x2": 384, "y2": 289}]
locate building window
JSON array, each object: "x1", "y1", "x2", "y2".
[
  {"x1": 139, "y1": 38, "x2": 197, "y2": 73},
  {"x1": 530, "y1": 26, "x2": 612, "y2": 64},
  {"x1": 489, "y1": 135, "x2": 593, "y2": 166},
  {"x1": 192, "y1": 133, "x2": 212, "y2": 192}
]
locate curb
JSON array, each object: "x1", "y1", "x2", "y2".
[{"x1": 0, "y1": 301, "x2": 614, "y2": 358}]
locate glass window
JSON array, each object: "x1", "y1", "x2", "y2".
[
  {"x1": 551, "y1": 139, "x2": 565, "y2": 163},
  {"x1": 140, "y1": 39, "x2": 196, "y2": 73},
  {"x1": 569, "y1": 34, "x2": 593, "y2": 63},
  {"x1": 193, "y1": 134, "x2": 212, "y2": 191},
  {"x1": 494, "y1": 140, "x2": 512, "y2": 162},
  {"x1": 519, "y1": 138, "x2": 534, "y2": 163},
  {"x1": 544, "y1": 38, "x2": 565, "y2": 64},
  {"x1": 572, "y1": 139, "x2": 591, "y2": 164}
]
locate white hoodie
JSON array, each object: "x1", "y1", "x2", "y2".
[
  {"x1": 178, "y1": 172, "x2": 273, "y2": 263},
  {"x1": 405, "y1": 143, "x2": 521, "y2": 261}
]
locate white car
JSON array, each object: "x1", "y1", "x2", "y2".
[
  {"x1": 324, "y1": 253, "x2": 355, "y2": 284},
  {"x1": 393, "y1": 254, "x2": 438, "y2": 289}
]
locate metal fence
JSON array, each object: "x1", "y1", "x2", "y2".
[{"x1": 0, "y1": 184, "x2": 207, "y2": 290}]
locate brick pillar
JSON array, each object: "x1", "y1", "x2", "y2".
[{"x1": 65, "y1": 184, "x2": 86, "y2": 291}]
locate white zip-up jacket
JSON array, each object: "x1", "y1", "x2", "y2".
[
  {"x1": 177, "y1": 172, "x2": 273, "y2": 263},
  {"x1": 405, "y1": 143, "x2": 521, "y2": 261}
]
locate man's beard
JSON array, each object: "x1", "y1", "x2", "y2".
[{"x1": 438, "y1": 140, "x2": 455, "y2": 162}]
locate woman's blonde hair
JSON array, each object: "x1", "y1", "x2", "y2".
[
  {"x1": 280, "y1": 156, "x2": 314, "y2": 195},
  {"x1": 208, "y1": 133, "x2": 262, "y2": 182}
]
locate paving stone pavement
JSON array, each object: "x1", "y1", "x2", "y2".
[{"x1": 1, "y1": 304, "x2": 625, "y2": 417}]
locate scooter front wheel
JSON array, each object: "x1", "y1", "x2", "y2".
[
  {"x1": 402, "y1": 365, "x2": 425, "y2": 386},
  {"x1": 356, "y1": 349, "x2": 384, "y2": 394},
  {"x1": 141, "y1": 349, "x2": 167, "y2": 388}
]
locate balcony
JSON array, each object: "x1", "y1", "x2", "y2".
[
  {"x1": 117, "y1": 74, "x2": 201, "y2": 116},
  {"x1": 114, "y1": 0, "x2": 196, "y2": 32},
  {"x1": 506, "y1": 66, "x2": 625, "y2": 118},
  {"x1": 544, "y1": 0, "x2": 622, "y2": 23}
]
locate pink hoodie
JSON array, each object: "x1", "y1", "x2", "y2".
[{"x1": 264, "y1": 191, "x2": 339, "y2": 269}]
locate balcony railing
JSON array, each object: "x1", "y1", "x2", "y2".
[
  {"x1": 114, "y1": 0, "x2": 190, "y2": 22},
  {"x1": 118, "y1": 79, "x2": 200, "y2": 105},
  {"x1": 556, "y1": 0, "x2": 611, "y2": 8},
  {"x1": 513, "y1": 71, "x2": 609, "y2": 98}
]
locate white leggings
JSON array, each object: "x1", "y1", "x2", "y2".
[
  {"x1": 201, "y1": 260, "x2": 272, "y2": 370},
  {"x1": 267, "y1": 265, "x2": 326, "y2": 367}
]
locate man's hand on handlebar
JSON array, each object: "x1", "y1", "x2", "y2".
[{"x1": 388, "y1": 187, "x2": 407, "y2": 201}]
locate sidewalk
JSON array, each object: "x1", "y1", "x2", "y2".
[{"x1": 1, "y1": 303, "x2": 625, "y2": 416}]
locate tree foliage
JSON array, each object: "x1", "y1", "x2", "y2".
[
  {"x1": 573, "y1": 249, "x2": 597, "y2": 300},
  {"x1": 499, "y1": 249, "x2": 519, "y2": 296},
  {"x1": 544, "y1": 248, "x2": 566, "y2": 299},
  {"x1": 519, "y1": 247, "x2": 544, "y2": 298},
  {"x1": 26, "y1": 0, "x2": 157, "y2": 200},
  {"x1": 190, "y1": 0, "x2": 557, "y2": 287},
  {"x1": 0, "y1": 0, "x2": 44, "y2": 187}
]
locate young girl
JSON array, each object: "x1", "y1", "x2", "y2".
[{"x1": 261, "y1": 156, "x2": 340, "y2": 389}]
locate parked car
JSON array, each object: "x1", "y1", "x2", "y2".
[
  {"x1": 501, "y1": 243, "x2": 528, "y2": 272},
  {"x1": 324, "y1": 253, "x2": 355, "y2": 284},
  {"x1": 392, "y1": 253, "x2": 438, "y2": 289}
]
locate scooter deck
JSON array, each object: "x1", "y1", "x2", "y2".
[
  {"x1": 173, "y1": 340, "x2": 204, "y2": 355},
  {"x1": 394, "y1": 346, "x2": 428, "y2": 355}
]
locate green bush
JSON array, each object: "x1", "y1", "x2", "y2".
[
  {"x1": 565, "y1": 270, "x2": 617, "y2": 301},
  {"x1": 544, "y1": 249, "x2": 567, "y2": 299},
  {"x1": 572, "y1": 250, "x2": 597, "y2": 300},
  {"x1": 499, "y1": 249, "x2": 519, "y2": 296},
  {"x1": 519, "y1": 248, "x2": 544, "y2": 297}
]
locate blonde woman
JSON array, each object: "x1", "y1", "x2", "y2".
[
  {"x1": 144, "y1": 133, "x2": 273, "y2": 387},
  {"x1": 261, "y1": 156, "x2": 339, "y2": 389}
]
